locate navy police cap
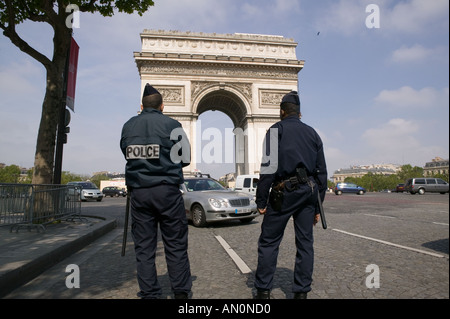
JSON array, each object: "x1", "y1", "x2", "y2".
[
  {"x1": 143, "y1": 83, "x2": 160, "y2": 98},
  {"x1": 281, "y1": 91, "x2": 300, "y2": 106}
]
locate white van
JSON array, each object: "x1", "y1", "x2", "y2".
[{"x1": 234, "y1": 175, "x2": 259, "y2": 195}]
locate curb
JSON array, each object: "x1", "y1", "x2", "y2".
[{"x1": 0, "y1": 217, "x2": 117, "y2": 298}]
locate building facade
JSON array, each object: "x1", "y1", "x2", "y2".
[
  {"x1": 331, "y1": 164, "x2": 400, "y2": 184},
  {"x1": 424, "y1": 157, "x2": 449, "y2": 177}
]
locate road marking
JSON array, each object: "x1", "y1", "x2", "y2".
[
  {"x1": 332, "y1": 228, "x2": 445, "y2": 258},
  {"x1": 364, "y1": 213, "x2": 396, "y2": 219},
  {"x1": 433, "y1": 222, "x2": 449, "y2": 226},
  {"x1": 215, "y1": 235, "x2": 252, "y2": 274}
]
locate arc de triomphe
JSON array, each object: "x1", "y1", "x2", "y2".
[{"x1": 134, "y1": 30, "x2": 304, "y2": 176}]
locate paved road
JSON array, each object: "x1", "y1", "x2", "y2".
[{"x1": 5, "y1": 192, "x2": 449, "y2": 299}]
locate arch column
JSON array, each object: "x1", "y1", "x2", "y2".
[{"x1": 189, "y1": 115, "x2": 198, "y2": 174}]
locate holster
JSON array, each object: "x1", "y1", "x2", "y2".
[
  {"x1": 269, "y1": 187, "x2": 284, "y2": 211},
  {"x1": 269, "y1": 167, "x2": 312, "y2": 211},
  {"x1": 296, "y1": 167, "x2": 309, "y2": 184}
]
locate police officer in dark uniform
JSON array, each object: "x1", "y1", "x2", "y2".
[
  {"x1": 120, "y1": 84, "x2": 192, "y2": 299},
  {"x1": 254, "y1": 91, "x2": 327, "y2": 299}
]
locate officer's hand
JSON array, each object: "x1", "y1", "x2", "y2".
[
  {"x1": 258, "y1": 208, "x2": 267, "y2": 215},
  {"x1": 313, "y1": 214, "x2": 320, "y2": 226}
]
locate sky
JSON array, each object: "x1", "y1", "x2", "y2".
[{"x1": 0, "y1": 0, "x2": 448, "y2": 180}]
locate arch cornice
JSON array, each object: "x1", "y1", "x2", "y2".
[{"x1": 135, "y1": 58, "x2": 302, "y2": 80}]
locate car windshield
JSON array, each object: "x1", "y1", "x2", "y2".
[
  {"x1": 184, "y1": 178, "x2": 225, "y2": 192},
  {"x1": 75, "y1": 182, "x2": 97, "y2": 189}
]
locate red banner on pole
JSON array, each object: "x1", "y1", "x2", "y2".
[{"x1": 66, "y1": 37, "x2": 79, "y2": 112}]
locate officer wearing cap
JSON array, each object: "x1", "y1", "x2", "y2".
[
  {"x1": 254, "y1": 91, "x2": 327, "y2": 299},
  {"x1": 120, "y1": 84, "x2": 192, "y2": 299}
]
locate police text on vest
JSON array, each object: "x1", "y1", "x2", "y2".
[{"x1": 126, "y1": 144, "x2": 160, "y2": 160}]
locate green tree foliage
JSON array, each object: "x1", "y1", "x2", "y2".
[
  {"x1": 397, "y1": 164, "x2": 424, "y2": 181},
  {"x1": 430, "y1": 172, "x2": 449, "y2": 182},
  {"x1": 0, "y1": 0, "x2": 155, "y2": 185},
  {"x1": 343, "y1": 164, "x2": 433, "y2": 192},
  {"x1": 90, "y1": 174, "x2": 109, "y2": 188},
  {"x1": 0, "y1": 165, "x2": 90, "y2": 184},
  {"x1": 61, "y1": 171, "x2": 88, "y2": 184},
  {"x1": 0, "y1": 165, "x2": 21, "y2": 183},
  {"x1": 327, "y1": 179, "x2": 335, "y2": 190}
]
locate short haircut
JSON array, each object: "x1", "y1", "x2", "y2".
[
  {"x1": 142, "y1": 94, "x2": 163, "y2": 109},
  {"x1": 280, "y1": 102, "x2": 300, "y2": 116}
]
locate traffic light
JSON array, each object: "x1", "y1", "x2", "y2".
[{"x1": 63, "y1": 108, "x2": 71, "y2": 144}]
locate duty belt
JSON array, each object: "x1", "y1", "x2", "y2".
[{"x1": 274, "y1": 168, "x2": 315, "y2": 192}]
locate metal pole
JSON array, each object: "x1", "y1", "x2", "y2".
[{"x1": 121, "y1": 190, "x2": 131, "y2": 256}]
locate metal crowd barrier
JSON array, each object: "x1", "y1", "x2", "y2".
[{"x1": 0, "y1": 183, "x2": 82, "y2": 232}]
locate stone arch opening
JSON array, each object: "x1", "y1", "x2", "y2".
[
  {"x1": 195, "y1": 89, "x2": 249, "y2": 176},
  {"x1": 196, "y1": 90, "x2": 248, "y2": 129}
]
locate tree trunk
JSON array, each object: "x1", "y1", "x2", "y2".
[
  {"x1": 31, "y1": 24, "x2": 71, "y2": 185},
  {"x1": 32, "y1": 68, "x2": 61, "y2": 184},
  {"x1": 31, "y1": 24, "x2": 71, "y2": 222}
]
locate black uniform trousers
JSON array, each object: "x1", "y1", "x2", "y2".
[
  {"x1": 255, "y1": 182, "x2": 317, "y2": 294},
  {"x1": 130, "y1": 184, "x2": 192, "y2": 299}
]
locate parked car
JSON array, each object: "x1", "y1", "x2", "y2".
[
  {"x1": 404, "y1": 178, "x2": 449, "y2": 195},
  {"x1": 180, "y1": 176, "x2": 258, "y2": 227},
  {"x1": 395, "y1": 183, "x2": 405, "y2": 193},
  {"x1": 67, "y1": 181, "x2": 103, "y2": 201},
  {"x1": 102, "y1": 186, "x2": 127, "y2": 197},
  {"x1": 334, "y1": 182, "x2": 366, "y2": 195}
]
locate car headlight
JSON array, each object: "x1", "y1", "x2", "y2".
[{"x1": 209, "y1": 198, "x2": 229, "y2": 208}]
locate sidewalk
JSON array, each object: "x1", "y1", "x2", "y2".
[{"x1": 0, "y1": 215, "x2": 116, "y2": 298}]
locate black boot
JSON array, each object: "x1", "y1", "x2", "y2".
[
  {"x1": 255, "y1": 289, "x2": 270, "y2": 299},
  {"x1": 293, "y1": 292, "x2": 307, "y2": 299},
  {"x1": 174, "y1": 292, "x2": 189, "y2": 299}
]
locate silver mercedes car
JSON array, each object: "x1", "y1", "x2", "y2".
[{"x1": 180, "y1": 176, "x2": 258, "y2": 227}]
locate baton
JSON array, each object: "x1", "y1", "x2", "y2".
[
  {"x1": 317, "y1": 192, "x2": 327, "y2": 230},
  {"x1": 121, "y1": 190, "x2": 131, "y2": 257}
]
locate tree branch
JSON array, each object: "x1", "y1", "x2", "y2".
[
  {"x1": 43, "y1": 0, "x2": 60, "y2": 26},
  {"x1": 79, "y1": 0, "x2": 99, "y2": 13},
  {"x1": 2, "y1": 0, "x2": 52, "y2": 70},
  {"x1": 18, "y1": 0, "x2": 49, "y2": 23}
]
